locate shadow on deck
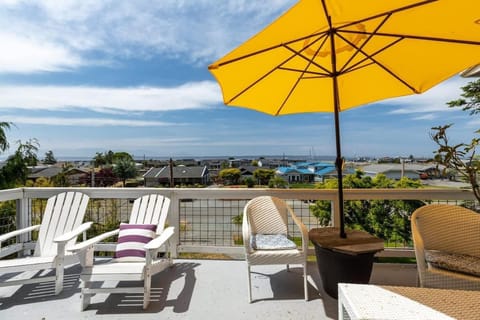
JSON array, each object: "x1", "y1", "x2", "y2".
[{"x1": 0, "y1": 259, "x2": 417, "y2": 320}]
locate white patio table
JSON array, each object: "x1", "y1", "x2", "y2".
[{"x1": 338, "y1": 283, "x2": 480, "y2": 320}]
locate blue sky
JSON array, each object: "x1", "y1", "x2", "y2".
[{"x1": 0, "y1": 0, "x2": 477, "y2": 160}]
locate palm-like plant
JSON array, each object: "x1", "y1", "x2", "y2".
[{"x1": 0, "y1": 122, "x2": 12, "y2": 153}]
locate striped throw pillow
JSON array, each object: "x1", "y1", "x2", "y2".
[{"x1": 114, "y1": 223, "x2": 157, "y2": 261}]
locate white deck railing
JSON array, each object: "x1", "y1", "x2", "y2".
[{"x1": 0, "y1": 187, "x2": 475, "y2": 258}]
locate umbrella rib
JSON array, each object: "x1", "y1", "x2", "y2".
[
  {"x1": 337, "y1": 13, "x2": 391, "y2": 74},
  {"x1": 337, "y1": 0, "x2": 437, "y2": 31},
  {"x1": 283, "y1": 37, "x2": 332, "y2": 75},
  {"x1": 342, "y1": 30, "x2": 480, "y2": 46},
  {"x1": 224, "y1": 56, "x2": 295, "y2": 105},
  {"x1": 340, "y1": 33, "x2": 418, "y2": 93},
  {"x1": 225, "y1": 38, "x2": 328, "y2": 105},
  {"x1": 209, "y1": 0, "x2": 440, "y2": 70},
  {"x1": 336, "y1": 33, "x2": 403, "y2": 74},
  {"x1": 278, "y1": 66, "x2": 329, "y2": 77},
  {"x1": 276, "y1": 37, "x2": 329, "y2": 115},
  {"x1": 208, "y1": 31, "x2": 330, "y2": 70}
]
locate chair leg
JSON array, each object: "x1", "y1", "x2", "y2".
[
  {"x1": 303, "y1": 263, "x2": 308, "y2": 301},
  {"x1": 247, "y1": 265, "x2": 252, "y2": 303},
  {"x1": 55, "y1": 260, "x2": 64, "y2": 295},
  {"x1": 143, "y1": 272, "x2": 152, "y2": 309},
  {"x1": 80, "y1": 278, "x2": 91, "y2": 311}
]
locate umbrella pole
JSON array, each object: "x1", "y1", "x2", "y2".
[
  {"x1": 334, "y1": 101, "x2": 347, "y2": 239},
  {"x1": 329, "y1": 19, "x2": 347, "y2": 239}
]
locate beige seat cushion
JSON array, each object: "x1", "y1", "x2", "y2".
[{"x1": 425, "y1": 250, "x2": 480, "y2": 277}]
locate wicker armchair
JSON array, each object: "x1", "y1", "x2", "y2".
[
  {"x1": 411, "y1": 204, "x2": 480, "y2": 290},
  {"x1": 242, "y1": 196, "x2": 308, "y2": 302}
]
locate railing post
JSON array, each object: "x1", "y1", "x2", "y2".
[
  {"x1": 16, "y1": 196, "x2": 30, "y2": 257},
  {"x1": 169, "y1": 189, "x2": 180, "y2": 258},
  {"x1": 331, "y1": 199, "x2": 341, "y2": 228}
]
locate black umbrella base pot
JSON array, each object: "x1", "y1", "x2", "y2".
[
  {"x1": 314, "y1": 244, "x2": 375, "y2": 298},
  {"x1": 309, "y1": 227, "x2": 384, "y2": 299}
]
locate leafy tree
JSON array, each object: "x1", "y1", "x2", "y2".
[
  {"x1": 219, "y1": 168, "x2": 241, "y2": 185},
  {"x1": 446, "y1": 79, "x2": 480, "y2": 114},
  {"x1": 96, "y1": 167, "x2": 118, "y2": 187},
  {"x1": 51, "y1": 163, "x2": 73, "y2": 187},
  {"x1": 431, "y1": 79, "x2": 480, "y2": 204},
  {"x1": 253, "y1": 168, "x2": 275, "y2": 185},
  {"x1": 16, "y1": 138, "x2": 40, "y2": 166},
  {"x1": 268, "y1": 176, "x2": 288, "y2": 188},
  {"x1": 93, "y1": 152, "x2": 107, "y2": 167},
  {"x1": 0, "y1": 201, "x2": 16, "y2": 235},
  {"x1": 93, "y1": 151, "x2": 133, "y2": 167},
  {"x1": 220, "y1": 161, "x2": 229, "y2": 169},
  {"x1": 26, "y1": 176, "x2": 54, "y2": 187},
  {"x1": 112, "y1": 152, "x2": 133, "y2": 163},
  {"x1": 105, "y1": 150, "x2": 114, "y2": 164},
  {"x1": 0, "y1": 139, "x2": 41, "y2": 188},
  {"x1": 113, "y1": 158, "x2": 137, "y2": 187},
  {"x1": 43, "y1": 150, "x2": 57, "y2": 164},
  {"x1": 244, "y1": 177, "x2": 255, "y2": 188},
  {"x1": 0, "y1": 122, "x2": 12, "y2": 153},
  {"x1": 0, "y1": 151, "x2": 29, "y2": 188},
  {"x1": 310, "y1": 171, "x2": 423, "y2": 243},
  {"x1": 81, "y1": 167, "x2": 118, "y2": 187}
]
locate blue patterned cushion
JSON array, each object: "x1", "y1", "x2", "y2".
[
  {"x1": 425, "y1": 250, "x2": 480, "y2": 277},
  {"x1": 251, "y1": 234, "x2": 297, "y2": 250}
]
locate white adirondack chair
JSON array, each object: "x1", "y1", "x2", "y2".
[
  {"x1": 69, "y1": 194, "x2": 174, "y2": 310},
  {"x1": 0, "y1": 191, "x2": 91, "y2": 295}
]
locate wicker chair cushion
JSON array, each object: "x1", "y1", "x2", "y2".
[
  {"x1": 114, "y1": 223, "x2": 157, "y2": 261},
  {"x1": 251, "y1": 234, "x2": 297, "y2": 250},
  {"x1": 425, "y1": 250, "x2": 480, "y2": 277}
]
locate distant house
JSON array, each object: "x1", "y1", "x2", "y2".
[
  {"x1": 239, "y1": 166, "x2": 258, "y2": 179},
  {"x1": 28, "y1": 166, "x2": 63, "y2": 181},
  {"x1": 361, "y1": 163, "x2": 441, "y2": 180},
  {"x1": 27, "y1": 166, "x2": 90, "y2": 185},
  {"x1": 228, "y1": 158, "x2": 253, "y2": 168},
  {"x1": 276, "y1": 166, "x2": 315, "y2": 183},
  {"x1": 276, "y1": 162, "x2": 340, "y2": 183},
  {"x1": 257, "y1": 158, "x2": 289, "y2": 169},
  {"x1": 143, "y1": 165, "x2": 209, "y2": 187}
]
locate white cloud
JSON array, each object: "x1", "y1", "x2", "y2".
[
  {"x1": 0, "y1": 32, "x2": 83, "y2": 73},
  {"x1": 3, "y1": 116, "x2": 181, "y2": 127},
  {"x1": 386, "y1": 77, "x2": 472, "y2": 114},
  {"x1": 0, "y1": 81, "x2": 222, "y2": 112},
  {"x1": 411, "y1": 114, "x2": 437, "y2": 121},
  {"x1": 0, "y1": 1, "x2": 296, "y2": 73}
]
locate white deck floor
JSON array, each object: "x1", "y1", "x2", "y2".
[{"x1": 0, "y1": 260, "x2": 417, "y2": 320}]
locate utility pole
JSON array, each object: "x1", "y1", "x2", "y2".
[{"x1": 169, "y1": 158, "x2": 174, "y2": 188}]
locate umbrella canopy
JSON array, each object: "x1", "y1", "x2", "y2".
[{"x1": 208, "y1": 0, "x2": 480, "y2": 238}]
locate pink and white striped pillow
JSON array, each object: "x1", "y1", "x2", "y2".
[{"x1": 114, "y1": 223, "x2": 157, "y2": 261}]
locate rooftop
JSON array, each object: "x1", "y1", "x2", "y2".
[{"x1": 0, "y1": 259, "x2": 416, "y2": 319}]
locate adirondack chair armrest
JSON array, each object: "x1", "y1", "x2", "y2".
[
  {"x1": 0, "y1": 225, "x2": 41, "y2": 244},
  {"x1": 67, "y1": 229, "x2": 120, "y2": 253},
  {"x1": 145, "y1": 227, "x2": 175, "y2": 250},
  {"x1": 54, "y1": 222, "x2": 94, "y2": 244}
]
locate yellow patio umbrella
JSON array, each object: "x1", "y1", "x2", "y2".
[{"x1": 208, "y1": 0, "x2": 480, "y2": 238}]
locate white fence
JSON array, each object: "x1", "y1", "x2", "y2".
[{"x1": 0, "y1": 187, "x2": 475, "y2": 259}]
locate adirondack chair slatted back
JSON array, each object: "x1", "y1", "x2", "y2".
[
  {"x1": 129, "y1": 194, "x2": 170, "y2": 234},
  {"x1": 34, "y1": 192, "x2": 90, "y2": 256}
]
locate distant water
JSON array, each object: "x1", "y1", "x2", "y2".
[{"x1": 55, "y1": 155, "x2": 339, "y2": 162}]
